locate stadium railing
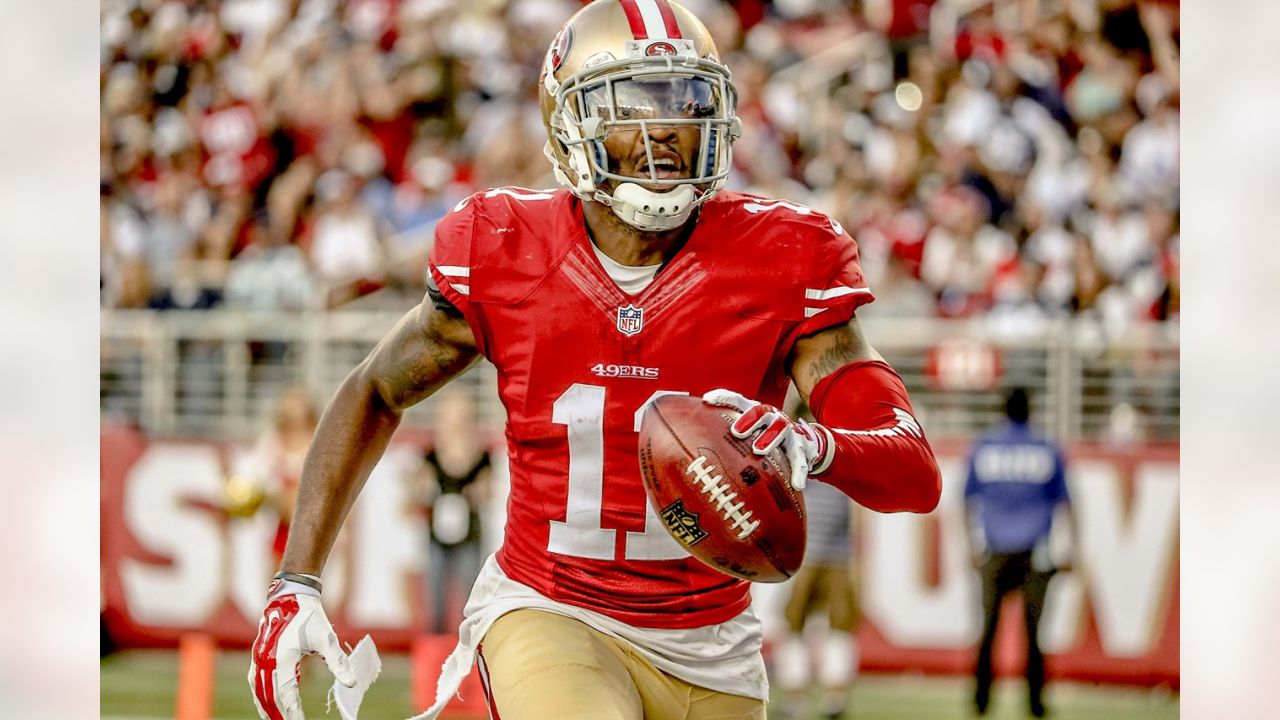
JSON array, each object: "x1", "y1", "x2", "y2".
[{"x1": 100, "y1": 310, "x2": 1179, "y2": 443}]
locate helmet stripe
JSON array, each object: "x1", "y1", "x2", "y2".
[
  {"x1": 618, "y1": 0, "x2": 650, "y2": 39},
  {"x1": 621, "y1": 0, "x2": 683, "y2": 41},
  {"x1": 652, "y1": 0, "x2": 684, "y2": 39}
]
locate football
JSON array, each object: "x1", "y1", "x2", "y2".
[{"x1": 638, "y1": 394, "x2": 806, "y2": 582}]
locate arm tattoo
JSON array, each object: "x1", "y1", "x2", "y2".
[
  {"x1": 804, "y1": 328, "x2": 859, "y2": 389},
  {"x1": 370, "y1": 310, "x2": 477, "y2": 411},
  {"x1": 791, "y1": 319, "x2": 882, "y2": 401}
]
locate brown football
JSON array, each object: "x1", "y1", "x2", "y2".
[{"x1": 638, "y1": 394, "x2": 806, "y2": 582}]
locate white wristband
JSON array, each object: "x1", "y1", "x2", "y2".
[{"x1": 809, "y1": 423, "x2": 837, "y2": 476}]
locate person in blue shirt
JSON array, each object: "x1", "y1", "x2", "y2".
[{"x1": 964, "y1": 387, "x2": 1076, "y2": 718}]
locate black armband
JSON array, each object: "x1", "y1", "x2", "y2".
[
  {"x1": 426, "y1": 272, "x2": 463, "y2": 317},
  {"x1": 272, "y1": 571, "x2": 323, "y2": 594}
]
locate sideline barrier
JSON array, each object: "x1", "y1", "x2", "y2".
[{"x1": 101, "y1": 428, "x2": 1178, "y2": 687}]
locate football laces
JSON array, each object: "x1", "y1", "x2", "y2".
[{"x1": 685, "y1": 455, "x2": 760, "y2": 539}]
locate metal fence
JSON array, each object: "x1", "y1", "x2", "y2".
[{"x1": 101, "y1": 310, "x2": 1179, "y2": 444}]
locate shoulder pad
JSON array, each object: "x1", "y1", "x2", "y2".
[
  {"x1": 698, "y1": 192, "x2": 861, "y2": 322},
  {"x1": 450, "y1": 187, "x2": 578, "y2": 306}
]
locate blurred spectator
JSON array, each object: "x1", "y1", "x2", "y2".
[
  {"x1": 112, "y1": 259, "x2": 155, "y2": 310},
  {"x1": 859, "y1": 253, "x2": 935, "y2": 318},
  {"x1": 1069, "y1": 229, "x2": 1107, "y2": 315},
  {"x1": 198, "y1": 74, "x2": 277, "y2": 193},
  {"x1": 988, "y1": 257, "x2": 1051, "y2": 337},
  {"x1": 413, "y1": 391, "x2": 493, "y2": 635},
  {"x1": 1020, "y1": 200, "x2": 1075, "y2": 312},
  {"x1": 99, "y1": 0, "x2": 1177, "y2": 327},
  {"x1": 102, "y1": 187, "x2": 147, "y2": 309},
  {"x1": 224, "y1": 212, "x2": 316, "y2": 310},
  {"x1": 230, "y1": 386, "x2": 321, "y2": 562},
  {"x1": 921, "y1": 187, "x2": 1015, "y2": 317},
  {"x1": 309, "y1": 169, "x2": 386, "y2": 305},
  {"x1": 365, "y1": 140, "x2": 466, "y2": 290},
  {"x1": 774, "y1": 477, "x2": 860, "y2": 720},
  {"x1": 1118, "y1": 78, "x2": 1178, "y2": 202},
  {"x1": 149, "y1": 258, "x2": 223, "y2": 310},
  {"x1": 137, "y1": 173, "x2": 199, "y2": 290},
  {"x1": 964, "y1": 387, "x2": 1076, "y2": 719},
  {"x1": 1064, "y1": 33, "x2": 1127, "y2": 121},
  {"x1": 866, "y1": 0, "x2": 935, "y2": 79},
  {"x1": 372, "y1": 144, "x2": 461, "y2": 237},
  {"x1": 1086, "y1": 190, "x2": 1148, "y2": 282}
]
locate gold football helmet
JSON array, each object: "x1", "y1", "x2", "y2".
[{"x1": 539, "y1": 0, "x2": 741, "y2": 232}]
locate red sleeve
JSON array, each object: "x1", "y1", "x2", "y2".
[
  {"x1": 428, "y1": 195, "x2": 478, "y2": 314},
  {"x1": 427, "y1": 195, "x2": 487, "y2": 352},
  {"x1": 810, "y1": 360, "x2": 942, "y2": 514},
  {"x1": 793, "y1": 218, "x2": 875, "y2": 337}
]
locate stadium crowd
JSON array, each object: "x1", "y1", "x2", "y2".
[{"x1": 101, "y1": 0, "x2": 1178, "y2": 340}]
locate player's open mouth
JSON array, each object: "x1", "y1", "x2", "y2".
[{"x1": 636, "y1": 155, "x2": 687, "y2": 179}]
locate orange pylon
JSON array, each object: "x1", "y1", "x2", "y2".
[{"x1": 175, "y1": 633, "x2": 217, "y2": 720}]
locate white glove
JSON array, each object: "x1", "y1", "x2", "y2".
[
  {"x1": 248, "y1": 579, "x2": 356, "y2": 720},
  {"x1": 702, "y1": 389, "x2": 833, "y2": 490}
]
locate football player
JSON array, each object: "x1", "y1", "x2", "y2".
[{"x1": 249, "y1": 2, "x2": 942, "y2": 719}]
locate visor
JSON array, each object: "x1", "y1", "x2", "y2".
[{"x1": 582, "y1": 77, "x2": 720, "y2": 122}]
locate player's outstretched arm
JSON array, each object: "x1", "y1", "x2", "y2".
[
  {"x1": 249, "y1": 298, "x2": 477, "y2": 720},
  {"x1": 284, "y1": 298, "x2": 479, "y2": 575}
]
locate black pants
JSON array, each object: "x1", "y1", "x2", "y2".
[
  {"x1": 974, "y1": 550, "x2": 1053, "y2": 715},
  {"x1": 428, "y1": 539, "x2": 483, "y2": 634}
]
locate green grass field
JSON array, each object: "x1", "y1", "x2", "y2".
[{"x1": 101, "y1": 649, "x2": 1178, "y2": 719}]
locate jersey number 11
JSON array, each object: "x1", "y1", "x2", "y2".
[{"x1": 548, "y1": 384, "x2": 691, "y2": 562}]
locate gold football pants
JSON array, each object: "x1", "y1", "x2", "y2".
[{"x1": 476, "y1": 609, "x2": 766, "y2": 720}]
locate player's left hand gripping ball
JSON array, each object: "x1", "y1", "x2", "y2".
[
  {"x1": 248, "y1": 578, "x2": 356, "y2": 720},
  {"x1": 702, "y1": 389, "x2": 832, "y2": 490}
]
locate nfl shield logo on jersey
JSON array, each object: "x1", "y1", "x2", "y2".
[{"x1": 616, "y1": 305, "x2": 644, "y2": 336}]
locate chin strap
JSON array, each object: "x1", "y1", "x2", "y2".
[
  {"x1": 547, "y1": 138, "x2": 709, "y2": 234},
  {"x1": 607, "y1": 183, "x2": 699, "y2": 232}
]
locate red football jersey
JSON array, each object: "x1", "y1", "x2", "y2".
[{"x1": 428, "y1": 188, "x2": 872, "y2": 629}]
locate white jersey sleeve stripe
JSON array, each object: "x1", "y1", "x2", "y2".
[
  {"x1": 804, "y1": 307, "x2": 828, "y2": 318},
  {"x1": 451, "y1": 284, "x2": 470, "y2": 296},
  {"x1": 805, "y1": 286, "x2": 872, "y2": 301},
  {"x1": 831, "y1": 408, "x2": 923, "y2": 439},
  {"x1": 484, "y1": 187, "x2": 554, "y2": 201},
  {"x1": 436, "y1": 266, "x2": 470, "y2": 278}
]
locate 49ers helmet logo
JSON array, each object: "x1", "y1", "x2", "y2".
[
  {"x1": 549, "y1": 25, "x2": 574, "y2": 71},
  {"x1": 645, "y1": 41, "x2": 677, "y2": 56}
]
